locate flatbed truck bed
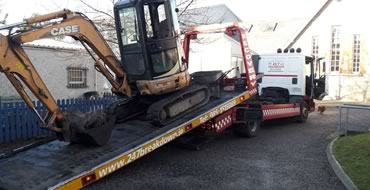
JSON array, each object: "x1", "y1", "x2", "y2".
[{"x1": 0, "y1": 90, "x2": 254, "y2": 190}]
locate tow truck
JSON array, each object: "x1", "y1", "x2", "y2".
[
  {"x1": 0, "y1": 3, "x2": 260, "y2": 190},
  {"x1": 0, "y1": 42, "x2": 326, "y2": 190},
  {"x1": 247, "y1": 51, "x2": 326, "y2": 123},
  {"x1": 0, "y1": 1, "x2": 325, "y2": 189}
]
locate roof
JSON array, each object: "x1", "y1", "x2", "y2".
[
  {"x1": 189, "y1": 32, "x2": 258, "y2": 55},
  {"x1": 178, "y1": 4, "x2": 307, "y2": 54},
  {"x1": 243, "y1": 18, "x2": 307, "y2": 54},
  {"x1": 179, "y1": 4, "x2": 242, "y2": 28},
  {"x1": 24, "y1": 39, "x2": 84, "y2": 50}
]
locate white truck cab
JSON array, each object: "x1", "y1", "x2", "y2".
[
  {"x1": 255, "y1": 52, "x2": 326, "y2": 101},
  {"x1": 258, "y1": 53, "x2": 308, "y2": 96}
]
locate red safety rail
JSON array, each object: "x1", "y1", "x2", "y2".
[{"x1": 183, "y1": 22, "x2": 257, "y2": 93}]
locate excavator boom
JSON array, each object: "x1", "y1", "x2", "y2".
[
  {"x1": 0, "y1": 3, "x2": 194, "y2": 145},
  {"x1": 0, "y1": 10, "x2": 132, "y2": 145},
  {"x1": 0, "y1": 1, "x2": 243, "y2": 146}
]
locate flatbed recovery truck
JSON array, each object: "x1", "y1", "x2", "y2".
[
  {"x1": 0, "y1": 51, "x2": 323, "y2": 190},
  {"x1": 0, "y1": 20, "x2": 260, "y2": 190},
  {"x1": 0, "y1": 90, "x2": 258, "y2": 190},
  {"x1": 0, "y1": 2, "x2": 324, "y2": 188}
]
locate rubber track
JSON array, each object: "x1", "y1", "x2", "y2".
[
  {"x1": 106, "y1": 97, "x2": 134, "y2": 115},
  {"x1": 106, "y1": 96, "x2": 148, "y2": 122},
  {"x1": 146, "y1": 85, "x2": 210, "y2": 126}
]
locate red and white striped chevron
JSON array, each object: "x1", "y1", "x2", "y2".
[
  {"x1": 263, "y1": 107, "x2": 300, "y2": 116},
  {"x1": 262, "y1": 106, "x2": 301, "y2": 121},
  {"x1": 212, "y1": 115, "x2": 232, "y2": 131}
]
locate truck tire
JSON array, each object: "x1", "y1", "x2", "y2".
[
  {"x1": 232, "y1": 120, "x2": 260, "y2": 137},
  {"x1": 296, "y1": 102, "x2": 308, "y2": 123}
]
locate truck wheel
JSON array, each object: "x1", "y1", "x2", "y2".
[
  {"x1": 296, "y1": 102, "x2": 308, "y2": 123},
  {"x1": 232, "y1": 120, "x2": 260, "y2": 137}
]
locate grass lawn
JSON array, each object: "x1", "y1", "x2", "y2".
[{"x1": 334, "y1": 133, "x2": 370, "y2": 190}]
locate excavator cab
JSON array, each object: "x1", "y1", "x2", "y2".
[{"x1": 114, "y1": 0, "x2": 183, "y2": 82}]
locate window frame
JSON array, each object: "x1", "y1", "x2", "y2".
[
  {"x1": 119, "y1": 7, "x2": 140, "y2": 46},
  {"x1": 312, "y1": 36, "x2": 319, "y2": 58},
  {"x1": 330, "y1": 25, "x2": 341, "y2": 72},
  {"x1": 352, "y1": 34, "x2": 361, "y2": 73},
  {"x1": 67, "y1": 67, "x2": 88, "y2": 89}
]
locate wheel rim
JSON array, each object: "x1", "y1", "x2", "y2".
[
  {"x1": 303, "y1": 107, "x2": 308, "y2": 118},
  {"x1": 248, "y1": 121, "x2": 258, "y2": 132}
]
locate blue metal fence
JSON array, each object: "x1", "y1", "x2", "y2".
[{"x1": 0, "y1": 96, "x2": 116, "y2": 144}]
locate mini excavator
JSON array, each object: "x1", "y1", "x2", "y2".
[{"x1": 0, "y1": 0, "x2": 210, "y2": 145}]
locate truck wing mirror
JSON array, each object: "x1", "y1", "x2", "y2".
[
  {"x1": 257, "y1": 73, "x2": 264, "y2": 83},
  {"x1": 322, "y1": 61, "x2": 326, "y2": 72}
]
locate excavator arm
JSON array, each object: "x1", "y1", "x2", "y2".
[{"x1": 0, "y1": 10, "x2": 132, "y2": 145}]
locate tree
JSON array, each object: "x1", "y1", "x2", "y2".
[
  {"x1": 0, "y1": 1, "x2": 7, "y2": 25},
  {"x1": 177, "y1": 0, "x2": 215, "y2": 26}
]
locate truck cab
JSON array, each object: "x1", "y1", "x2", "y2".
[{"x1": 255, "y1": 52, "x2": 327, "y2": 103}]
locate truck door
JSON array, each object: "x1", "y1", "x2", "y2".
[{"x1": 312, "y1": 57, "x2": 327, "y2": 100}]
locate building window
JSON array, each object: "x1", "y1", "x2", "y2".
[
  {"x1": 352, "y1": 34, "x2": 361, "y2": 73},
  {"x1": 312, "y1": 36, "x2": 319, "y2": 58},
  {"x1": 67, "y1": 67, "x2": 88, "y2": 88},
  {"x1": 330, "y1": 26, "x2": 341, "y2": 72}
]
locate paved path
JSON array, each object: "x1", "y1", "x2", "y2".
[{"x1": 87, "y1": 109, "x2": 345, "y2": 190}]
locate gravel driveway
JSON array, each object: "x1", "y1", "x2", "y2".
[{"x1": 87, "y1": 108, "x2": 345, "y2": 190}]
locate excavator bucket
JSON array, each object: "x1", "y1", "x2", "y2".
[{"x1": 59, "y1": 110, "x2": 116, "y2": 146}]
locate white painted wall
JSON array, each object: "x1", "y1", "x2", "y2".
[
  {"x1": 286, "y1": 0, "x2": 370, "y2": 101},
  {"x1": 0, "y1": 46, "x2": 111, "y2": 101}
]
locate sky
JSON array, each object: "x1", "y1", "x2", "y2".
[{"x1": 1, "y1": 0, "x2": 327, "y2": 24}]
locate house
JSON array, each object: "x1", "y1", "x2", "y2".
[
  {"x1": 179, "y1": 4, "x2": 242, "y2": 31},
  {"x1": 242, "y1": 18, "x2": 307, "y2": 54},
  {"x1": 289, "y1": 0, "x2": 370, "y2": 102},
  {"x1": 187, "y1": 1, "x2": 370, "y2": 102},
  {"x1": 244, "y1": 0, "x2": 370, "y2": 102},
  {"x1": 0, "y1": 39, "x2": 111, "y2": 103}
]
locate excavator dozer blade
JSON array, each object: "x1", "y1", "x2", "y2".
[{"x1": 59, "y1": 110, "x2": 116, "y2": 146}]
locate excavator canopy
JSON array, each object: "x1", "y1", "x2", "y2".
[{"x1": 114, "y1": 0, "x2": 184, "y2": 81}]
